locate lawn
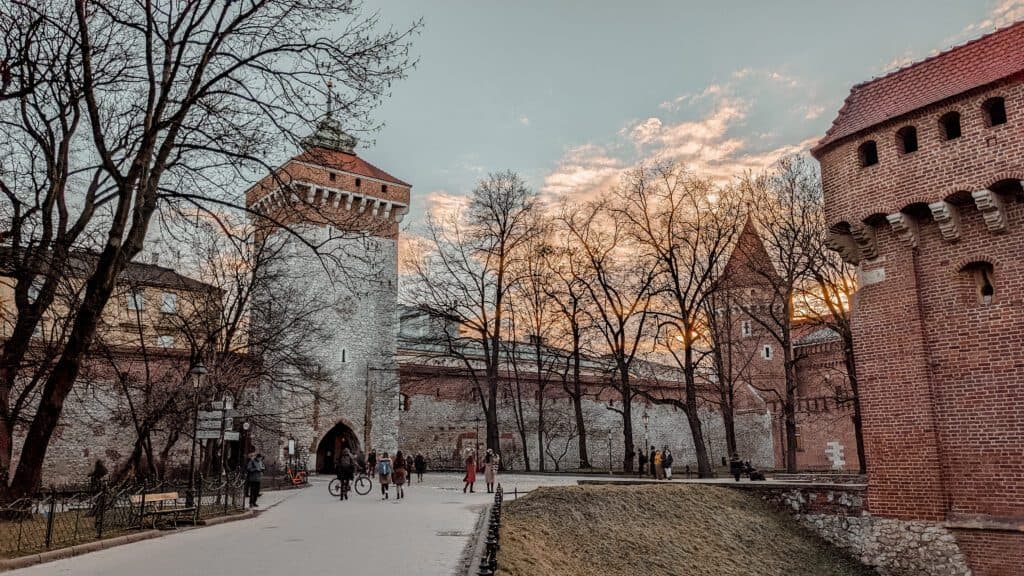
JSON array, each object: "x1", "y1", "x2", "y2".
[{"x1": 495, "y1": 484, "x2": 875, "y2": 576}]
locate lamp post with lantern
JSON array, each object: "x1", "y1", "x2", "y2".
[
  {"x1": 643, "y1": 411, "x2": 650, "y2": 466},
  {"x1": 186, "y1": 362, "x2": 207, "y2": 507}
]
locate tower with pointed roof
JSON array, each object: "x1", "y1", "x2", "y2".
[
  {"x1": 813, "y1": 22, "x2": 1024, "y2": 575},
  {"x1": 245, "y1": 110, "x2": 411, "y2": 469}
]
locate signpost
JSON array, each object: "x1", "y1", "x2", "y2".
[{"x1": 197, "y1": 396, "x2": 241, "y2": 478}]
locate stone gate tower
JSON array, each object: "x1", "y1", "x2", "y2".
[
  {"x1": 245, "y1": 114, "x2": 410, "y2": 472},
  {"x1": 813, "y1": 22, "x2": 1024, "y2": 576}
]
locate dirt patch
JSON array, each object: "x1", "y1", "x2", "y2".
[{"x1": 495, "y1": 484, "x2": 874, "y2": 576}]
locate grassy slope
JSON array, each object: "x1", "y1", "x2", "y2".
[{"x1": 496, "y1": 485, "x2": 875, "y2": 576}]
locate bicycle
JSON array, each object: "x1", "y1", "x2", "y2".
[
  {"x1": 283, "y1": 465, "x2": 307, "y2": 486},
  {"x1": 329, "y1": 470, "x2": 372, "y2": 497}
]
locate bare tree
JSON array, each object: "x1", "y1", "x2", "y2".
[
  {"x1": 562, "y1": 198, "x2": 656, "y2": 473},
  {"x1": 404, "y1": 171, "x2": 539, "y2": 454},
  {"x1": 543, "y1": 209, "x2": 595, "y2": 468},
  {"x1": 738, "y1": 156, "x2": 821, "y2": 473},
  {"x1": 615, "y1": 162, "x2": 742, "y2": 477},
  {"x1": 0, "y1": 0, "x2": 418, "y2": 498},
  {"x1": 506, "y1": 219, "x2": 563, "y2": 471}
]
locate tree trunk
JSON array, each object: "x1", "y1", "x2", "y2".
[
  {"x1": 784, "y1": 357, "x2": 798, "y2": 473},
  {"x1": 8, "y1": 244, "x2": 125, "y2": 498},
  {"x1": 683, "y1": 343, "x2": 712, "y2": 477},
  {"x1": 0, "y1": 418, "x2": 13, "y2": 498},
  {"x1": 720, "y1": 383, "x2": 737, "y2": 458},
  {"x1": 570, "y1": 336, "x2": 589, "y2": 468},
  {"x1": 620, "y1": 364, "x2": 634, "y2": 473},
  {"x1": 535, "y1": 342, "x2": 545, "y2": 472},
  {"x1": 844, "y1": 338, "x2": 867, "y2": 474}
]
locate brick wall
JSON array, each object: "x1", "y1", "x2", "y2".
[{"x1": 816, "y1": 76, "x2": 1024, "y2": 574}]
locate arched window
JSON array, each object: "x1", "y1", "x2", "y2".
[
  {"x1": 896, "y1": 126, "x2": 918, "y2": 154},
  {"x1": 962, "y1": 261, "x2": 995, "y2": 305},
  {"x1": 982, "y1": 97, "x2": 1007, "y2": 127},
  {"x1": 939, "y1": 112, "x2": 962, "y2": 140},
  {"x1": 857, "y1": 141, "x2": 879, "y2": 167}
]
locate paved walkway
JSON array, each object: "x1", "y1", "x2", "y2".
[{"x1": 9, "y1": 473, "x2": 583, "y2": 576}]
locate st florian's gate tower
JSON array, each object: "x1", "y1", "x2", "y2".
[{"x1": 245, "y1": 112, "x2": 410, "y2": 473}]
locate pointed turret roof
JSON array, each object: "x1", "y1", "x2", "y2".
[{"x1": 720, "y1": 217, "x2": 780, "y2": 288}]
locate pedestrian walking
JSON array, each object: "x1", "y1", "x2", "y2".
[
  {"x1": 367, "y1": 449, "x2": 377, "y2": 476},
  {"x1": 405, "y1": 454, "x2": 415, "y2": 488},
  {"x1": 653, "y1": 449, "x2": 663, "y2": 480},
  {"x1": 649, "y1": 446, "x2": 657, "y2": 479},
  {"x1": 414, "y1": 453, "x2": 426, "y2": 483},
  {"x1": 729, "y1": 452, "x2": 743, "y2": 482},
  {"x1": 378, "y1": 452, "x2": 393, "y2": 499},
  {"x1": 637, "y1": 450, "x2": 647, "y2": 477},
  {"x1": 662, "y1": 446, "x2": 674, "y2": 480},
  {"x1": 393, "y1": 450, "x2": 408, "y2": 499},
  {"x1": 245, "y1": 451, "x2": 263, "y2": 507},
  {"x1": 463, "y1": 450, "x2": 477, "y2": 493},
  {"x1": 336, "y1": 448, "x2": 356, "y2": 501},
  {"x1": 483, "y1": 449, "x2": 500, "y2": 493}
]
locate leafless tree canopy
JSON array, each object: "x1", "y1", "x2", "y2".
[{"x1": 0, "y1": 0, "x2": 419, "y2": 498}]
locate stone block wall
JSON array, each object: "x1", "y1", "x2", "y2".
[{"x1": 732, "y1": 483, "x2": 971, "y2": 576}]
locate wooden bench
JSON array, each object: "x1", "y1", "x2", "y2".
[{"x1": 129, "y1": 492, "x2": 196, "y2": 528}]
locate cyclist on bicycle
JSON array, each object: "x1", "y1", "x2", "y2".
[{"x1": 336, "y1": 448, "x2": 356, "y2": 501}]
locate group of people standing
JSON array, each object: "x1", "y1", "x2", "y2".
[
  {"x1": 638, "y1": 446, "x2": 674, "y2": 480},
  {"x1": 338, "y1": 449, "x2": 427, "y2": 501},
  {"x1": 462, "y1": 448, "x2": 500, "y2": 494}
]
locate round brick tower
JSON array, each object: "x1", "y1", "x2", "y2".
[
  {"x1": 812, "y1": 23, "x2": 1024, "y2": 576},
  {"x1": 245, "y1": 114, "x2": 410, "y2": 472}
]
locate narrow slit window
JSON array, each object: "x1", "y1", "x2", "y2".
[
  {"x1": 858, "y1": 141, "x2": 878, "y2": 167},
  {"x1": 762, "y1": 345, "x2": 773, "y2": 360},
  {"x1": 962, "y1": 262, "x2": 995, "y2": 305},
  {"x1": 982, "y1": 97, "x2": 1007, "y2": 127},
  {"x1": 939, "y1": 112, "x2": 962, "y2": 140},
  {"x1": 896, "y1": 126, "x2": 918, "y2": 154}
]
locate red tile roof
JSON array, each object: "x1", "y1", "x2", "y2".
[
  {"x1": 294, "y1": 146, "x2": 411, "y2": 187},
  {"x1": 812, "y1": 21, "x2": 1024, "y2": 155}
]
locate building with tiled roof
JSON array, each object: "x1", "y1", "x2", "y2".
[
  {"x1": 813, "y1": 20, "x2": 1024, "y2": 155},
  {"x1": 244, "y1": 112, "x2": 410, "y2": 472},
  {"x1": 814, "y1": 20, "x2": 1024, "y2": 576}
]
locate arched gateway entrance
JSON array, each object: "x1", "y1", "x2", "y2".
[{"x1": 315, "y1": 421, "x2": 361, "y2": 474}]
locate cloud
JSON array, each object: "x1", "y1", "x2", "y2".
[
  {"x1": 541, "y1": 67, "x2": 824, "y2": 202},
  {"x1": 962, "y1": 0, "x2": 1024, "y2": 36},
  {"x1": 540, "y1": 144, "x2": 624, "y2": 202},
  {"x1": 518, "y1": 115, "x2": 530, "y2": 126},
  {"x1": 801, "y1": 105, "x2": 826, "y2": 120},
  {"x1": 422, "y1": 190, "x2": 468, "y2": 221}
]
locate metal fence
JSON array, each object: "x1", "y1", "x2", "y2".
[{"x1": 0, "y1": 475, "x2": 246, "y2": 558}]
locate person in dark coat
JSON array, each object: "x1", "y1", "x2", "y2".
[
  {"x1": 729, "y1": 453, "x2": 743, "y2": 482},
  {"x1": 245, "y1": 452, "x2": 264, "y2": 507},
  {"x1": 649, "y1": 446, "x2": 657, "y2": 479},
  {"x1": 405, "y1": 454, "x2": 415, "y2": 488},
  {"x1": 414, "y1": 453, "x2": 426, "y2": 483},
  {"x1": 88, "y1": 459, "x2": 108, "y2": 491},
  {"x1": 366, "y1": 450, "x2": 377, "y2": 476},
  {"x1": 336, "y1": 448, "x2": 356, "y2": 501},
  {"x1": 637, "y1": 450, "x2": 647, "y2": 477}
]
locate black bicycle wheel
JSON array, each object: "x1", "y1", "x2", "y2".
[
  {"x1": 354, "y1": 475, "x2": 372, "y2": 495},
  {"x1": 328, "y1": 478, "x2": 341, "y2": 497}
]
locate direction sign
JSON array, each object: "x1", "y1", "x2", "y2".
[
  {"x1": 199, "y1": 419, "x2": 221, "y2": 430},
  {"x1": 198, "y1": 410, "x2": 222, "y2": 420},
  {"x1": 223, "y1": 431, "x2": 240, "y2": 441},
  {"x1": 197, "y1": 430, "x2": 221, "y2": 440}
]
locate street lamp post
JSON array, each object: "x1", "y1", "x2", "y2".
[
  {"x1": 643, "y1": 412, "x2": 650, "y2": 466},
  {"x1": 474, "y1": 416, "x2": 481, "y2": 464},
  {"x1": 186, "y1": 363, "x2": 207, "y2": 507}
]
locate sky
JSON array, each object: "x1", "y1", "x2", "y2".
[{"x1": 337, "y1": 0, "x2": 1023, "y2": 226}]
